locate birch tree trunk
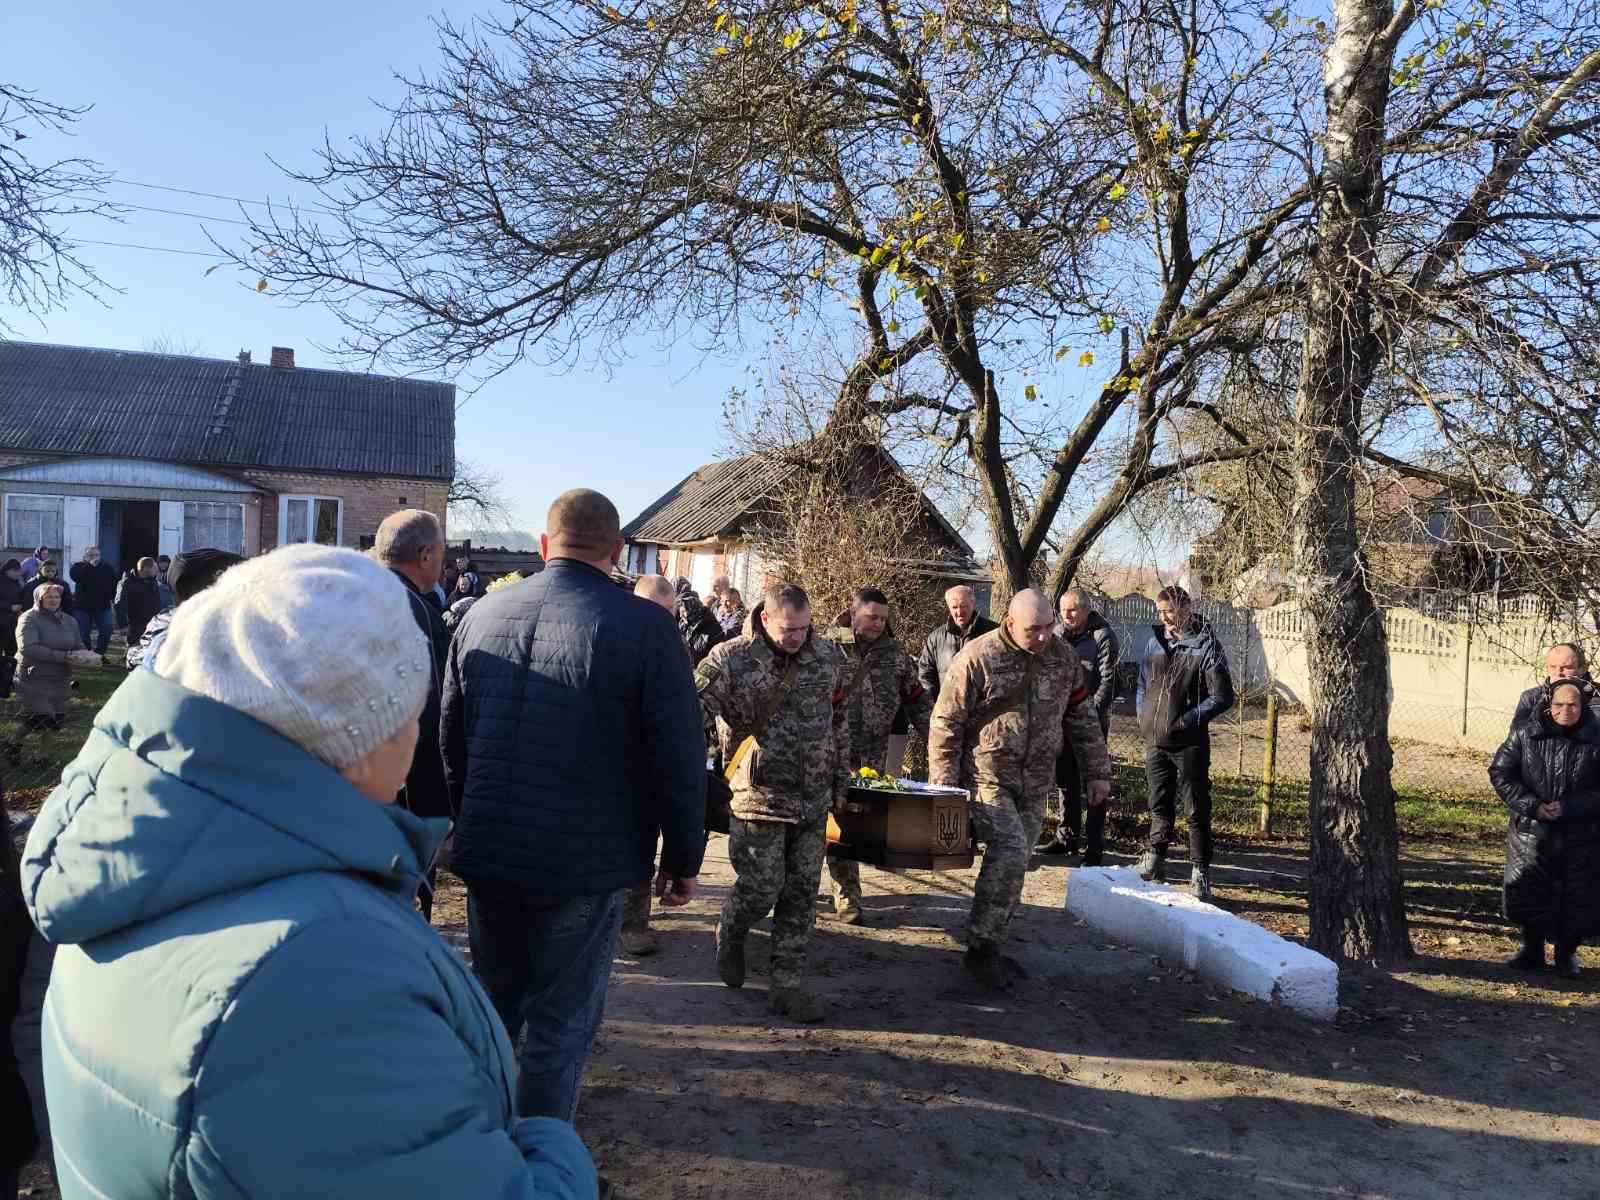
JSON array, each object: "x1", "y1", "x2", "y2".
[{"x1": 1291, "y1": 0, "x2": 1415, "y2": 964}]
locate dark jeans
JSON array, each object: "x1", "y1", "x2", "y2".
[
  {"x1": 1061, "y1": 766, "x2": 1106, "y2": 859},
  {"x1": 465, "y1": 880, "x2": 623, "y2": 1122},
  {"x1": 74, "y1": 607, "x2": 113, "y2": 655},
  {"x1": 1145, "y1": 741, "x2": 1212, "y2": 867}
]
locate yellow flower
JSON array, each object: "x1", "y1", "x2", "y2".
[{"x1": 858, "y1": 766, "x2": 879, "y2": 779}]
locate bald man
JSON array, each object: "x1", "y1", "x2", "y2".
[
  {"x1": 929, "y1": 590, "x2": 1111, "y2": 988},
  {"x1": 917, "y1": 584, "x2": 999, "y2": 699}
]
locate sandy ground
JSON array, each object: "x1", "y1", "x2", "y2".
[
  {"x1": 20, "y1": 833, "x2": 1596, "y2": 1198},
  {"x1": 431, "y1": 839, "x2": 1598, "y2": 1200}
]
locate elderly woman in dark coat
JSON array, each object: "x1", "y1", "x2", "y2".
[{"x1": 1489, "y1": 679, "x2": 1600, "y2": 979}]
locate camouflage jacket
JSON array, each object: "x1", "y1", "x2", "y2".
[
  {"x1": 823, "y1": 628, "x2": 934, "y2": 773},
  {"x1": 928, "y1": 626, "x2": 1112, "y2": 803},
  {"x1": 696, "y1": 630, "x2": 851, "y2": 822}
]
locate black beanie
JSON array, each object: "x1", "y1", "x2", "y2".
[{"x1": 168, "y1": 548, "x2": 245, "y2": 603}]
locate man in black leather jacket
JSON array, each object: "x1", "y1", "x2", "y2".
[{"x1": 916, "y1": 584, "x2": 998, "y2": 700}]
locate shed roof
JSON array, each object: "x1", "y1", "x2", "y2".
[
  {"x1": 623, "y1": 446, "x2": 976, "y2": 560},
  {"x1": 0, "y1": 341, "x2": 455, "y2": 480}
]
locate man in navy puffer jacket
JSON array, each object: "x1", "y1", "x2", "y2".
[{"x1": 443, "y1": 488, "x2": 706, "y2": 1122}]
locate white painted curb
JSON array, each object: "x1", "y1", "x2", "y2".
[{"x1": 1065, "y1": 866, "x2": 1339, "y2": 1020}]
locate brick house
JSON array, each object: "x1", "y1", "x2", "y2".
[
  {"x1": 0, "y1": 341, "x2": 454, "y2": 572},
  {"x1": 622, "y1": 445, "x2": 988, "y2": 610}
]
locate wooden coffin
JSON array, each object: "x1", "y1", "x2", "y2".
[{"x1": 826, "y1": 782, "x2": 974, "y2": 870}]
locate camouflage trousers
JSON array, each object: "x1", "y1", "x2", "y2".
[
  {"x1": 622, "y1": 880, "x2": 652, "y2": 928},
  {"x1": 826, "y1": 856, "x2": 862, "y2": 907},
  {"x1": 967, "y1": 785, "x2": 1049, "y2": 946},
  {"x1": 720, "y1": 813, "x2": 828, "y2": 989}
]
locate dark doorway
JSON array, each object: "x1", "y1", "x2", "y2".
[{"x1": 97, "y1": 500, "x2": 160, "y2": 575}]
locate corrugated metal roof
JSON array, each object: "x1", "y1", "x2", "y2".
[
  {"x1": 622, "y1": 453, "x2": 794, "y2": 544},
  {"x1": 0, "y1": 341, "x2": 455, "y2": 480},
  {"x1": 622, "y1": 445, "x2": 976, "y2": 561}
]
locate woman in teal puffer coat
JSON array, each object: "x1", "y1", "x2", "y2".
[{"x1": 20, "y1": 544, "x2": 595, "y2": 1200}]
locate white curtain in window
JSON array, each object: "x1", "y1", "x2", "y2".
[
  {"x1": 7, "y1": 496, "x2": 64, "y2": 551},
  {"x1": 183, "y1": 502, "x2": 245, "y2": 554}
]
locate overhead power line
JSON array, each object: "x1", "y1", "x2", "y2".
[{"x1": 73, "y1": 237, "x2": 229, "y2": 259}]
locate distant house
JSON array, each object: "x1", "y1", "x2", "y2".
[
  {"x1": 0, "y1": 341, "x2": 454, "y2": 572},
  {"x1": 622, "y1": 445, "x2": 987, "y2": 608},
  {"x1": 1191, "y1": 470, "x2": 1514, "y2": 607}
]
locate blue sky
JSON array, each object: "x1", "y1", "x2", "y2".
[{"x1": 3, "y1": 1, "x2": 754, "y2": 533}]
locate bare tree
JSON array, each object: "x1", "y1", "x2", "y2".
[
  {"x1": 1291, "y1": 3, "x2": 1600, "y2": 963},
  {"x1": 232, "y1": 0, "x2": 1304, "y2": 608},
  {"x1": 142, "y1": 331, "x2": 206, "y2": 357},
  {"x1": 0, "y1": 83, "x2": 114, "y2": 321},
  {"x1": 448, "y1": 457, "x2": 516, "y2": 532}
]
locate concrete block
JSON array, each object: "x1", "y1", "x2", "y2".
[{"x1": 1065, "y1": 867, "x2": 1338, "y2": 1020}]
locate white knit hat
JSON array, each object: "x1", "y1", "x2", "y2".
[{"x1": 155, "y1": 544, "x2": 432, "y2": 769}]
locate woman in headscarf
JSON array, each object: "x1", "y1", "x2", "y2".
[
  {"x1": 10, "y1": 582, "x2": 94, "y2": 763},
  {"x1": 1489, "y1": 678, "x2": 1600, "y2": 979}
]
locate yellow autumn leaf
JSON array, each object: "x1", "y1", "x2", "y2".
[
  {"x1": 743, "y1": 31, "x2": 752, "y2": 45},
  {"x1": 647, "y1": 16, "x2": 655, "y2": 29},
  {"x1": 1108, "y1": 183, "x2": 1127, "y2": 201},
  {"x1": 887, "y1": 318, "x2": 900, "y2": 333},
  {"x1": 951, "y1": 232, "x2": 964, "y2": 249},
  {"x1": 1055, "y1": 345, "x2": 1071, "y2": 361},
  {"x1": 1098, "y1": 314, "x2": 1114, "y2": 333},
  {"x1": 1078, "y1": 350, "x2": 1094, "y2": 367},
  {"x1": 1024, "y1": 384, "x2": 1037, "y2": 401},
  {"x1": 714, "y1": 11, "x2": 727, "y2": 28},
  {"x1": 605, "y1": 4, "x2": 622, "y2": 18},
  {"x1": 714, "y1": 43, "x2": 729, "y2": 54},
  {"x1": 783, "y1": 27, "x2": 802, "y2": 48},
  {"x1": 1096, "y1": 216, "x2": 1111, "y2": 233},
  {"x1": 255, "y1": 279, "x2": 268, "y2": 292}
]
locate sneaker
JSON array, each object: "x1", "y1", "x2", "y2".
[
  {"x1": 715, "y1": 925, "x2": 745, "y2": 989},
  {"x1": 768, "y1": 986, "x2": 826, "y2": 1023},
  {"x1": 1136, "y1": 849, "x2": 1167, "y2": 883},
  {"x1": 619, "y1": 924, "x2": 659, "y2": 958},
  {"x1": 963, "y1": 941, "x2": 1011, "y2": 991},
  {"x1": 1190, "y1": 865, "x2": 1212, "y2": 902}
]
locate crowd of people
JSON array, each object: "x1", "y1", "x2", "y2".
[{"x1": 0, "y1": 491, "x2": 1593, "y2": 1197}]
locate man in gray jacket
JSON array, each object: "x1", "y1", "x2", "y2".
[{"x1": 1037, "y1": 588, "x2": 1120, "y2": 860}]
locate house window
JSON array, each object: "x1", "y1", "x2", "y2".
[
  {"x1": 6, "y1": 494, "x2": 64, "y2": 551},
  {"x1": 184, "y1": 502, "x2": 245, "y2": 555},
  {"x1": 280, "y1": 495, "x2": 342, "y2": 547}
]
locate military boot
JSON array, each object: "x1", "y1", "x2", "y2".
[
  {"x1": 715, "y1": 924, "x2": 746, "y2": 989},
  {"x1": 1554, "y1": 941, "x2": 1582, "y2": 980},
  {"x1": 768, "y1": 986, "x2": 826, "y2": 1023},
  {"x1": 620, "y1": 884, "x2": 658, "y2": 957},
  {"x1": 1136, "y1": 848, "x2": 1167, "y2": 883},
  {"x1": 1508, "y1": 927, "x2": 1545, "y2": 971},
  {"x1": 964, "y1": 940, "x2": 1011, "y2": 991}
]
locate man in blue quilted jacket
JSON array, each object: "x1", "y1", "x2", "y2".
[{"x1": 442, "y1": 488, "x2": 707, "y2": 1122}]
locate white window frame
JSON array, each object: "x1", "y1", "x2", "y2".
[
  {"x1": 278, "y1": 494, "x2": 344, "y2": 548},
  {"x1": 5, "y1": 492, "x2": 66, "y2": 551}
]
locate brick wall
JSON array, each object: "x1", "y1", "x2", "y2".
[{"x1": 242, "y1": 470, "x2": 452, "y2": 551}]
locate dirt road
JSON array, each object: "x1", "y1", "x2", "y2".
[{"x1": 430, "y1": 840, "x2": 1600, "y2": 1200}]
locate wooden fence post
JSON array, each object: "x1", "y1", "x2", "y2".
[{"x1": 1259, "y1": 691, "x2": 1279, "y2": 835}]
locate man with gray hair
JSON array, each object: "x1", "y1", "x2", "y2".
[
  {"x1": 929, "y1": 589, "x2": 1111, "y2": 988},
  {"x1": 376, "y1": 508, "x2": 451, "y2": 920},
  {"x1": 1037, "y1": 587, "x2": 1120, "y2": 861},
  {"x1": 917, "y1": 584, "x2": 999, "y2": 699}
]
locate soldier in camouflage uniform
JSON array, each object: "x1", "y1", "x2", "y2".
[
  {"x1": 822, "y1": 587, "x2": 935, "y2": 923},
  {"x1": 696, "y1": 582, "x2": 851, "y2": 1023},
  {"x1": 929, "y1": 589, "x2": 1112, "y2": 988}
]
